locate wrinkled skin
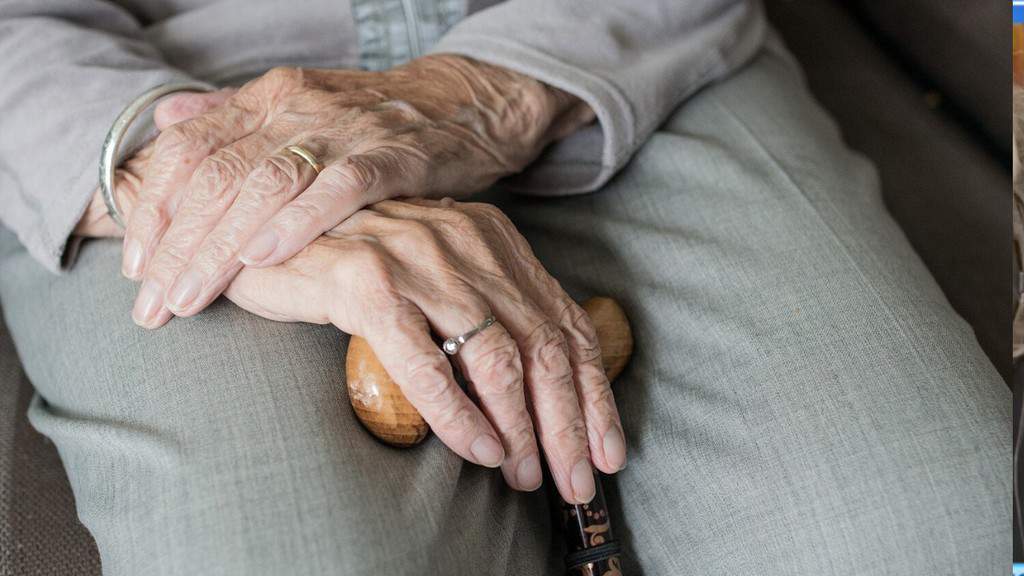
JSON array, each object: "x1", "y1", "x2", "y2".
[
  {"x1": 75, "y1": 117, "x2": 623, "y2": 505},
  {"x1": 118, "y1": 54, "x2": 594, "y2": 332},
  {"x1": 237, "y1": 198, "x2": 627, "y2": 505}
]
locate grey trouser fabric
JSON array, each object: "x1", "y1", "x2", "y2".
[{"x1": 0, "y1": 40, "x2": 1008, "y2": 575}]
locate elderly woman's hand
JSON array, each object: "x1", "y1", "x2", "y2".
[
  {"x1": 122, "y1": 55, "x2": 594, "y2": 329},
  {"x1": 75, "y1": 87, "x2": 236, "y2": 238},
  {"x1": 222, "y1": 198, "x2": 625, "y2": 503},
  {"x1": 78, "y1": 124, "x2": 625, "y2": 503}
]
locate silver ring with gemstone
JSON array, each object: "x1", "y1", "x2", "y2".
[{"x1": 442, "y1": 315, "x2": 496, "y2": 355}]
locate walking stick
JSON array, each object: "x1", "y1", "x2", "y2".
[{"x1": 345, "y1": 297, "x2": 632, "y2": 575}]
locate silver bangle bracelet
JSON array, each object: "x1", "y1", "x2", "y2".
[{"x1": 99, "y1": 81, "x2": 215, "y2": 228}]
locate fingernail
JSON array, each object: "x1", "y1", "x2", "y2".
[
  {"x1": 470, "y1": 435, "x2": 504, "y2": 468},
  {"x1": 239, "y1": 229, "x2": 279, "y2": 265},
  {"x1": 167, "y1": 268, "x2": 203, "y2": 311},
  {"x1": 516, "y1": 454, "x2": 542, "y2": 491},
  {"x1": 132, "y1": 280, "x2": 164, "y2": 325},
  {"x1": 123, "y1": 239, "x2": 144, "y2": 279},
  {"x1": 603, "y1": 427, "x2": 627, "y2": 472},
  {"x1": 570, "y1": 459, "x2": 596, "y2": 503}
]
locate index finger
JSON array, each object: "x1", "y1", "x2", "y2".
[
  {"x1": 362, "y1": 303, "x2": 506, "y2": 469},
  {"x1": 130, "y1": 128, "x2": 284, "y2": 328}
]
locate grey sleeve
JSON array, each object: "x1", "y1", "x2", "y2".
[
  {"x1": 0, "y1": 1, "x2": 199, "y2": 273},
  {"x1": 430, "y1": 0, "x2": 766, "y2": 195}
]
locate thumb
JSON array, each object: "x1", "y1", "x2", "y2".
[{"x1": 153, "y1": 88, "x2": 238, "y2": 130}]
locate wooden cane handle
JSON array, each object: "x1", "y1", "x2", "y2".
[{"x1": 345, "y1": 297, "x2": 633, "y2": 448}]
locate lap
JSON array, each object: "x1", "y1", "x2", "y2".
[
  {"x1": 492, "y1": 36, "x2": 1007, "y2": 574},
  {"x1": 0, "y1": 234, "x2": 554, "y2": 575},
  {"x1": 0, "y1": 39, "x2": 1007, "y2": 575}
]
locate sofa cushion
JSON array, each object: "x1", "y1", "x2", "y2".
[
  {"x1": 766, "y1": 0, "x2": 1011, "y2": 380},
  {"x1": 849, "y1": 0, "x2": 1009, "y2": 153},
  {"x1": 0, "y1": 313, "x2": 100, "y2": 575}
]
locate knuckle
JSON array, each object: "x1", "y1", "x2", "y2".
[
  {"x1": 505, "y1": 419, "x2": 536, "y2": 449},
  {"x1": 393, "y1": 220, "x2": 439, "y2": 252},
  {"x1": 475, "y1": 340, "x2": 523, "y2": 397},
  {"x1": 247, "y1": 156, "x2": 300, "y2": 198},
  {"x1": 340, "y1": 157, "x2": 382, "y2": 192},
  {"x1": 396, "y1": 219, "x2": 433, "y2": 243},
  {"x1": 529, "y1": 322, "x2": 572, "y2": 383},
  {"x1": 155, "y1": 123, "x2": 194, "y2": 154},
  {"x1": 280, "y1": 199, "x2": 324, "y2": 230},
  {"x1": 260, "y1": 66, "x2": 304, "y2": 91},
  {"x1": 469, "y1": 201, "x2": 505, "y2": 220},
  {"x1": 588, "y1": 384, "x2": 616, "y2": 410},
  {"x1": 193, "y1": 151, "x2": 247, "y2": 205},
  {"x1": 352, "y1": 243, "x2": 390, "y2": 278},
  {"x1": 150, "y1": 244, "x2": 190, "y2": 278},
  {"x1": 546, "y1": 418, "x2": 588, "y2": 448},
  {"x1": 403, "y1": 351, "x2": 453, "y2": 404},
  {"x1": 466, "y1": 202, "x2": 512, "y2": 230},
  {"x1": 437, "y1": 209, "x2": 489, "y2": 250},
  {"x1": 434, "y1": 403, "x2": 477, "y2": 436},
  {"x1": 344, "y1": 244, "x2": 397, "y2": 294},
  {"x1": 198, "y1": 236, "x2": 238, "y2": 271},
  {"x1": 377, "y1": 99, "x2": 428, "y2": 124},
  {"x1": 576, "y1": 363, "x2": 611, "y2": 399},
  {"x1": 455, "y1": 215, "x2": 491, "y2": 248},
  {"x1": 155, "y1": 120, "x2": 218, "y2": 160},
  {"x1": 446, "y1": 208, "x2": 476, "y2": 230},
  {"x1": 561, "y1": 302, "x2": 602, "y2": 364},
  {"x1": 353, "y1": 109, "x2": 391, "y2": 132}
]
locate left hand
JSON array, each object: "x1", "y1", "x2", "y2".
[
  {"x1": 123, "y1": 55, "x2": 594, "y2": 329},
  {"x1": 89, "y1": 172, "x2": 627, "y2": 500},
  {"x1": 224, "y1": 198, "x2": 626, "y2": 502}
]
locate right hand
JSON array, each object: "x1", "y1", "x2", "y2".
[{"x1": 223, "y1": 199, "x2": 627, "y2": 504}]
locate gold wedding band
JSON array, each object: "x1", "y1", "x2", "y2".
[{"x1": 283, "y1": 144, "x2": 324, "y2": 174}]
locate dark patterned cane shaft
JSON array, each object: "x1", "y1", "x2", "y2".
[
  {"x1": 562, "y1": 471, "x2": 624, "y2": 576},
  {"x1": 568, "y1": 557, "x2": 623, "y2": 576}
]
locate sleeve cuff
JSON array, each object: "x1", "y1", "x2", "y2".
[
  {"x1": 429, "y1": 33, "x2": 635, "y2": 195},
  {"x1": 25, "y1": 72, "x2": 205, "y2": 274}
]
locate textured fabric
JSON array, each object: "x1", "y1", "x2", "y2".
[
  {"x1": 765, "y1": 0, "x2": 1011, "y2": 380},
  {"x1": 0, "y1": 0, "x2": 761, "y2": 273},
  {"x1": 0, "y1": 316, "x2": 101, "y2": 575},
  {"x1": 431, "y1": 0, "x2": 766, "y2": 196},
  {"x1": 0, "y1": 40, "x2": 1008, "y2": 575},
  {"x1": 353, "y1": 0, "x2": 466, "y2": 71},
  {"x1": 0, "y1": 0, "x2": 356, "y2": 274}
]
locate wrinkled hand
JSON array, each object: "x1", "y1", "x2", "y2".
[
  {"x1": 121, "y1": 55, "x2": 593, "y2": 330},
  {"x1": 75, "y1": 88, "x2": 236, "y2": 238},
  {"x1": 77, "y1": 119, "x2": 624, "y2": 502},
  {"x1": 83, "y1": 176, "x2": 626, "y2": 502},
  {"x1": 232, "y1": 198, "x2": 625, "y2": 503}
]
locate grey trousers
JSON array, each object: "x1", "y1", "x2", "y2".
[{"x1": 0, "y1": 40, "x2": 1008, "y2": 575}]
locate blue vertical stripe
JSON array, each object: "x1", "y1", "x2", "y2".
[{"x1": 353, "y1": 0, "x2": 467, "y2": 71}]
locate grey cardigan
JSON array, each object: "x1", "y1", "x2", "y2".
[{"x1": 0, "y1": 0, "x2": 765, "y2": 273}]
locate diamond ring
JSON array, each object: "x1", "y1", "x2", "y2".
[{"x1": 442, "y1": 315, "x2": 496, "y2": 355}]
